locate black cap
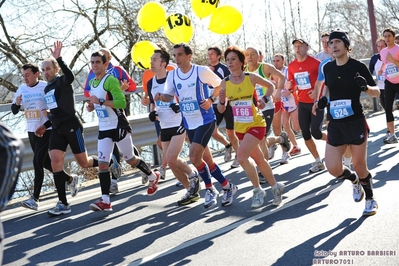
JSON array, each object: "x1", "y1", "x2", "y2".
[
  {"x1": 292, "y1": 39, "x2": 309, "y2": 46},
  {"x1": 329, "y1": 29, "x2": 350, "y2": 47}
]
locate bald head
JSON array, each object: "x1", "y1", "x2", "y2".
[{"x1": 100, "y1": 48, "x2": 112, "y2": 62}]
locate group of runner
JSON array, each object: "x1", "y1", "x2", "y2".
[{"x1": 14, "y1": 27, "x2": 399, "y2": 216}]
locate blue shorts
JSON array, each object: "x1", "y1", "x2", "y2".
[{"x1": 186, "y1": 121, "x2": 215, "y2": 148}]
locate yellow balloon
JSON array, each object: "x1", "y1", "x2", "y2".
[
  {"x1": 163, "y1": 13, "x2": 194, "y2": 44},
  {"x1": 137, "y1": 2, "x2": 166, "y2": 32},
  {"x1": 131, "y1": 41, "x2": 159, "y2": 69},
  {"x1": 191, "y1": 0, "x2": 219, "y2": 19},
  {"x1": 209, "y1": 5, "x2": 243, "y2": 34}
]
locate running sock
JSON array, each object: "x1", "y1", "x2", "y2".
[
  {"x1": 360, "y1": 173, "x2": 374, "y2": 199},
  {"x1": 343, "y1": 157, "x2": 352, "y2": 166},
  {"x1": 53, "y1": 171, "x2": 68, "y2": 205},
  {"x1": 225, "y1": 143, "x2": 232, "y2": 149},
  {"x1": 135, "y1": 158, "x2": 152, "y2": 176},
  {"x1": 253, "y1": 186, "x2": 261, "y2": 192},
  {"x1": 102, "y1": 195, "x2": 110, "y2": 204},
  {"x1": 209, "y1": 163, "x2": 229, "y2": 188},
  {"x1": 315, "y1": 157, "x2": 321, "y2": 163},
  {"x1": 196, "y1": 162, "x2": 212, "y2": 188},
  {"x1": 337, "y1": 167, "x2": 357, "y2": 182},
  {"x1": 99, "y1": 170, "x2": 111, "y2": 195}
]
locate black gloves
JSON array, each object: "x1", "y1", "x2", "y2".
[
  {"x1": 169, "y1": 103, "x2": 180, "y2": 113},
  {"x1": 318, "y1": 96, "x2": 328, "y2": 109},
  {"x1": 148, "y1": 110, "x2": 157, "y2": 122},
  {"x1": 354, "y1": 72, "x2": 368, "y2": 92}
]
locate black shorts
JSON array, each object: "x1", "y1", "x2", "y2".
[
  {"x1": 161, "y1": 125, "x2": 186, "y2": 142},
  {"x1": 49, "y1": 117, "x2": 86, "y2": 154},
  {"x1": 213, "y1": 104, "x2": 234, "y2": 130},
  {"x1": 98, "y1": 127, "x2": 132, "y2": 142},
  {"x1": 327, "y1": 117, "x2": 369, "y2": 147},
  {"x1": 261, "y1": 109, "x2": 274, "y2": 136}
]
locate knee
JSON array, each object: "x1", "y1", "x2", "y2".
[
  {"x1": 189, "y1": 153, "x2": 201, "y2": 166},
  {"x1": 167, "y1": 156, "x2": 177, "y2": 169},
  {"x1": 98, "y1": 163, "x2": 108, "y2": 171},
  {"x1": 77, "y1": 158, "x2": 92, "y2": 168}
]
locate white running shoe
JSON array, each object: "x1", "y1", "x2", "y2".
[
  {"x1": 280, "y1": 152, "x2": 290, "y2": 165},
  {"x1": 363, "y1": 199, "x2": 378, "y2": 216},
  {"x1": 251, "y1": 189, "x2": 266, "y2": 208},
  {"x1": 224, "y1": 145, "x2": 233, "y2": 162},
  {"x1": 272, "y1": 183, "x2": 285, "y2": 206},
  {"x1": 352, "y1": 175, "x2": 364, "y2": 202},
  {"x1": 221, "y1": 183, "x2": 238, "y2": 206},
  {"x1": 159, "y1": 166, "x2": 166, "y2": 180},
  {"x1": 21, "y1": 196, "x2": 38, "y2": 211},
  {"x1": 268, "y1": 144, "x2": 278, "y2": 160},
  {"x1": 230, "y1": 156, "x2": 240, "y2": 168},
  {"x1": 67, "y1": 174, "x2": 79, "y2": 197},
  {"x1": 309, "y1": 161, "x2": 325, "y2": 173},
  {"x1": 204, "y1": 187, "x2": 219, "y2": 208},
  {"x1": 109, "y1": 179, "x2": 119, "y2": 194}
]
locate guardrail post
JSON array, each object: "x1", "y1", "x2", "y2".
[
  {"x1": 152, "y1": 144, "x2": 162, "y2": 166},
  {"x1": 372, "y1": 98, "x2": 379, "y2": 112}
]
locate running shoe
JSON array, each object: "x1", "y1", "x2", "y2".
[
  {"x1": 251, "y1": 189, "x2": 266, "y2": 208},
  {"x1": 272, "y1": 182, "x2": 285, "y2": 206},
  {"x1": 221, "y1": 183, "x2": 238, "y2": 206},
  {"x1": 175, "y1": 181, "x2": 183, "y2": 187},
  {"x1": 352, "y1": 176, "x2": 364, "y2": 202},
  {"x1": 204, "y1": 187, "x2": 219, "y2": 208},
  {"x1": 147, "y1": 171, "x2": 161, "y2": 196},
  {"x1": 279, "y1": 131, "x2": 291, "y2": 152},
  {"x1": 67, "y1": 174, "x2": 79, "y2": 197},
  {"x1": 280, "y1": 152, "x2": 290, "y2": 165},
  {"x1": 21, "y1": 196, "x2": 38, "y2": 211},
  {"x1": 159, "y1": 166, "x2": 166, "y2": 180},
  {"x1": 230, "y1": 156, "x2": 240, "y2": 168},
  {"x1": 48, "y1": 201, "x2": 71, "y2": 216},
  {"x1": 224, "y1": 144, "x2": 233, "y2": 162},
  {"x1": 90, "y1": 199, "x2": 113, "y2": 212},
  {"x1": 289, "y1": 146, "x2": 301, "y2": 156},
  {"x1": 383, "y1": 133, "x2": 398, "y2": 144},
  {"x1": 309, "y1": 161, "x2": 325, "y2": 173},
  {"x1": 110, "y1": 154, "x2": 122, "y2": 179},
  {"x1": 177, "y1": 191, "x2": 200, "y2": 205},
  {"x1": 189, "y1": 173, "x2": 201, "y2": 195},
  {"x1": 268, "y1": 144, "x2": 278, "y2": 160},
  {"x1": 363, "y1": 199, "x2": 378, "y2": 216},
  {"x1": 109, "y1": 179, "x2": 119, "y2": 194}
]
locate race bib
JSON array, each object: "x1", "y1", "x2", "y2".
[
  {"x1": 282, "y1": 96, "x2": 289, "y2": 111},
  {"x1": 329, "y1": 99, "x2": 354, "y2": 119},
  {"x1": 95, "y1": 105, "x2": 110, "y2": 123},
  {"x1": 156, "y1": 100, "x2": 173, "y2": 110},
  {"x1": 179, "y1": 100, "x2": 200, "y2": 117},
  {"x1": 44, "y1": 89, "x2": 58, "y2": 109},
  {"x1": 232, "y1": 100, "x2": 254, "y2": 123},
  {"x1": 377, "y1": 72, "x2": 385, "y2": 81},
  {"x1": 386, "y1": 63, "x2": 399, "y2": 79},
  {"x1": 255, "y1": 84, "x2": 264, "y2": 97},
  {"x1": 24, "y1": 110, "x2": 40, "y2": 121},
  {"x1": 294, "y1": 71, "x2": 311, "y2": 90}
]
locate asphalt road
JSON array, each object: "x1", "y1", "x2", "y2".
[{"x1": 1, "y1": 111, "x2": 399, "y2": 266}]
